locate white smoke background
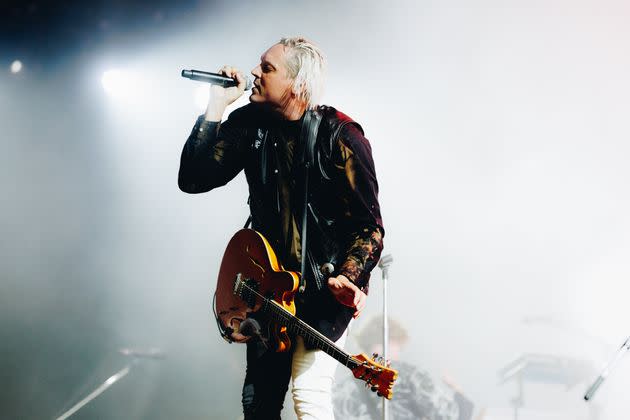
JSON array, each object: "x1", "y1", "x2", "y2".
[{"x1": 2, "y1": 0, "x2": 629, "y2": 418}]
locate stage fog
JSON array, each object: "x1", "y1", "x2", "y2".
[{"x1": 1, "y1": 0, "x2": 629, "y2": 419}]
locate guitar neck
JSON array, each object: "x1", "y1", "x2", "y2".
[
  {"x1": 222, "y1": 237, "x2": 396, "y2": 400},
  {"x1": 236, "y1": 278, "x2": 361, "y2": 370},
  {"x1": 261, "y1": 297, "x2": 360, "y2": 370}
]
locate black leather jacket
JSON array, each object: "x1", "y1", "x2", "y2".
[{"x1": 179, "y1": 103, "x2": 383, "y2": 341}]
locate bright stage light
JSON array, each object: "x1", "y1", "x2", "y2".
[
  {"x1": 101, "y1": 69, "x2": 129, "y2": 95},
  {"x1": 10, "y1": 60, "x2": 23, "y2": 74}
]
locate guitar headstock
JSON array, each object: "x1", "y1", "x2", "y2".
[{"x1": 350, "y1": 353, "x2": 398, "y2": 399}]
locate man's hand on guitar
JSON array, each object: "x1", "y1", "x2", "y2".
[{"x1": 327, "y1": 275, "x2": 366, "y2": 318}]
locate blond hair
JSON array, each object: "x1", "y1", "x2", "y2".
[{"x1": 279, "y1": 37, "x2": 326, "y2": 109}]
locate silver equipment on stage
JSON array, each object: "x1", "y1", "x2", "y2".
[
  {"x1": 54, "y1": 347, "x2": 165, "y2": 420},
  {"x1": 378, "y1": 254, "x2": 394, "y2": 420},
  {"x1": 584, "y1": 336, "x2": 630, "y2": 401},
  {"x1": 498, "y1": 353, "x2": 594, "y2": 420}
]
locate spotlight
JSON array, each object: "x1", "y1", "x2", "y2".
[
  {"x1": 101, "y1": 69, "x2": 129, "y2": 95},
  {"x1": 10, "y1": 60, "x2": 23, "y2": 74}
]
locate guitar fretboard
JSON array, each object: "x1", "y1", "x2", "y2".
[{"x1": 238, "y1": 280, "x2": 361, "y2": 370}]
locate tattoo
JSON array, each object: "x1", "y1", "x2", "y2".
[{"x1": 340, "y1": 228, "x2": 383, "y2": 285}]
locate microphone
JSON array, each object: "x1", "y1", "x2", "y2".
[{"x1": 181, "y1": 69, "x2": 253, "y2": 90}]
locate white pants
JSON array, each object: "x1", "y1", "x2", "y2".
[{"x1": 290, "y1": 330, "x2": 348, "y2": 420}]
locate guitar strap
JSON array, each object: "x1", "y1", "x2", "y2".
[
  {"x1": 242, "y1": 109, "x2": 323, "y2": 292},
  {"x1": 297, "y1": 108, "x2": 323, "y2": 293}
]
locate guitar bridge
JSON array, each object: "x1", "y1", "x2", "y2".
[
  {"x1": 233, "y1": 273, "x2": 258, "y2": 309},
  {"x1": 233, "y1": 273, "x2": 243, "y2": 296}
]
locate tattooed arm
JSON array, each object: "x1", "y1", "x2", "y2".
[{"x1": 327, "y1": 123, "x2": 384, "y2": 317}]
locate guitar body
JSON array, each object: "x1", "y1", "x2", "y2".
[
  {"x1": 214, "y1": 229, "x2": 398, "y2": 398},
  {"x1": 215, "y1": 229, "x2": 300, "y2": 350}
]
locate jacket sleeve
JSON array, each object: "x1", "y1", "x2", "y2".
[
  {"x1": 178, "y1": 111, "x2": 248, "y2": 194},
  {"x1": 332, "y1": 123, "x2": 384, "y2": 289}
]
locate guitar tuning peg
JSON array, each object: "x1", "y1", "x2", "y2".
[
  {"x1": 371, "y1": 386, "x2": 378, "y2": 392},
  {"x1": 386, "y1": 359, "x2": 392, "y2": 367},
  {"x1": 372, "y1": 352, "x2": 379, "y2": 359}
]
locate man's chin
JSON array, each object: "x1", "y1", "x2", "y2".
[
  {"x1": 248, "y1": 93, "x2": 263, "y2": 103},
  {"x1": 248, "y1": 95, "x2": 275, "y2": 112}
]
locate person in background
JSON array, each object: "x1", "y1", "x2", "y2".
[{"x1": 333, "y1": 316, "x2": 478, "y2": 420}]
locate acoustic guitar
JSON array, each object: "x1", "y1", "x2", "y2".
[{"x1": 214, "y1": 229, "x2": 397, "y2": 399}]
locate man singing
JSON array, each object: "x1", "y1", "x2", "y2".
[{"x1": 178, "y1": 37, "x2": 383, "y2": 420}]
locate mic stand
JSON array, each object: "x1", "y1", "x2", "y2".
[
  {"x1": 511, "y1": 374, "x2": 524, "y2": 420},
  {"x1": 584, "y1": 336, "x2": 630, "y2": 401},
  {"x1": 54, "y1": 348, "x2": 164, "y2": 420},
  {"x1": 378, "y1": 254, "x2": 393, "y2": 420},
  {"x1": 55, "y1": 362, "x2": 134, "y2": 420}
]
